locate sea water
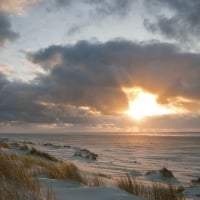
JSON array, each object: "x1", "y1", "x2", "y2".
[{"x1": 1, "y1": 132, "x2": 200, "y2": 184}]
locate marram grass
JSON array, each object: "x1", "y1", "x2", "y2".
[
  {"x1": 117, "y1": 174, "x2": 185, "y2": 200},
  {"x1": 0, "y1": 148, "x2": 83, "y2": 200}
]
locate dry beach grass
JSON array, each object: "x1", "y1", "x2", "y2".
[
  {"x1": 0, "y1": 139, "x2": 190, "y2": 200},
  {"x1": 0, "y1": 153, "x2": 40, "y2": 200},
  {"x1": 0, "y1": 144, "x2": 83, "y2": 200},
  {"x1": 117, "y1": 174, "x2": 185, "y2": 200},
  {"x1": 29, "y1": 147, "x2": 58, "y2": 162}
]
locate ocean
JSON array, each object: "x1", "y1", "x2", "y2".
[{"x1": 1, "y1": 132, "x2": 200, "y2": 185}]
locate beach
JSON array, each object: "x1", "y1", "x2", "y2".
[{"x1": 0, "y1": 133, "x2": 199, "y2": 199}]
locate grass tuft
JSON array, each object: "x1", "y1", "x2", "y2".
[
  {"x1": 0, "y1": 145, "x2": 83, "y2": 200},
  {"x1": 0, "y1": 153, "x2": 40, "y2": 200},
  {"x1": 97, "y1": 172, "x2": 111, "y2": 179},
  {"x1": 117, "y1": 174, "x2": 185, "y2": 200},
  {"x1": 29, "y1": 147, "x2": 58, "y2": 162},
  {"x1": 46, "y1": 185, "x2": 57, "y2": 200},
  {"x1": 20, "y1": 144, "x2": 30, "y2": 151},
  {"x1": 83, "y1": 175, "x2": 104, "y2": 187},
  {"x1": 0, "y1": 140, "x2": 11, "y2": 149},
  {"x1": 44, "y1": 162, "x2": 83, "y2": 183}
]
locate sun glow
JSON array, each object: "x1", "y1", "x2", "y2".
[{"x1": 124, "y1": 87, "x2": 175, "y2": 120}]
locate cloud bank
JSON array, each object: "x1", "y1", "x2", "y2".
[
  {"x1": 0, "y1": 39, "x2": 200, "y2": 130},
  {"x1": 29, "y1": 40, "x2": 200, "y2": 104}
]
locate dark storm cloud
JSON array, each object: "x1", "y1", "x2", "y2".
[
  {"x1": 144, "y1": 0, "x2": 200, "y2": 43},
  {"x1": 0, "y1": 12, "x2": 19, "y2": 46},
  {"x1": 0, "y1": 75, "x2": 87, "y2": 124},
  {"x1": 0, "y1": 72, "x2": 9, "y2": 88},
  {"x1": 0, "y1": 77, "x2": 50, "y2": 123},
  {"x1": 2, "y1": 39, "x2": 200, "y2": 126},
  {"x1": 0, "y1": 72, "x2": 118, "y2": 124},
  {"x1": 29, "y1": 40, "x2": 200, "y2": 105}
]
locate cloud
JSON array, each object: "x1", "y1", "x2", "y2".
[
  {"x1": 0, "y1": 1, "x2": 43, "y2": 47},
  {"x1": 0, "y1": 11, "x2": 19, "y2": 46},
  {"x1": 144, "y1": 0, "x2": 200, "y2": 44},
  {"x1": 142, "y1": 114, "x2": 200, "y2": 130},
  {"x1": 85, "y1": 0, "x2": 133, "y2": 18},
  {"x1": 0, "y1": 77, "x2": 47, "y2": 123},
  {"x1": 55, "y1": 0, "x2": 72, "y2": 7},
  {"x1": 0, "y1": 63, "x2": 14, "y2": 76},
  {"x1": 0, "y1": 0, "x2": 41, "y2": 14},
  {"x1": 50, "y1": 0, "x2": 135, "y2": 37},
  {"x1": 0, "y1": 72, "x2": 122, "y2": 125},
  {"x1": 67, "y1": 25, "x2": 82, "y2": 36},
  {"x1": 55, "y1": 0, "x2": 133, "y2": 18},
  {"x1": 2, "y1": 39, "x2": 200, "y2": 129},
  {"x1": 29, "y1": 40, "x2": 200, "y2": 105},
  {"x1": 0, "y1": 72, "x2": 9, "y2": 87}
]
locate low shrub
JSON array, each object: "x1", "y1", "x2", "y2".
[{"x1": 159, "y1": 167, "x2": 174, "y2": 178}]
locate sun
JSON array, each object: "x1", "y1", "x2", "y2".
[{"x1": 124, "y1": 87, "x2": 175, "y2": 120}]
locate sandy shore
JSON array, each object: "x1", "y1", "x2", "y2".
[{"x1": 0, "y1": 137, "x2": 199, "y2": 200}]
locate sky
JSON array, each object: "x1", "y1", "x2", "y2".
[{"x1": 1, "y1": 0, "x2": 200, "y2": 133}]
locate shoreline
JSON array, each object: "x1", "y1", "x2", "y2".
[{"x1": 0, "y1": 136, "x2": 200, "y2": 199}]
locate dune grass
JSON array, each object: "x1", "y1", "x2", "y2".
[
  {"x1": 20, "y1": 144, "x2": 30, "y2": 151},
  {"x1": 0, "y1": 153, "x2": 40, "y2": 200},
  {"x1": 83, "y1": 175, "x2": 104, "y2": 187},
  {"x1": 29, "y1": 147, "x2": 58, "y2": 162},
  {"x1": 0, "y1": 147, "x2": 84, "y2": 200},
  {"x1": 97, "y1": 172, "x2": 111, "y2": 179},
  {"x1": 117, "y1": 174, "x2": 185, "y2": 200},
  {"x1": 0, "y1": 140, "x2": 11, "y2": 149},
  {"x1": 0, "y1": 140, "x2": 187, "y2": 200},
  {"x1": 46, "y1": 185, "x2": 57, "y2": 200},
  {"x1": 43, "y1": 162, "x2": 83, "y2": 183},
  {"x1": 0, "y1": 151, "x2": 85, "y2": 199}
]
